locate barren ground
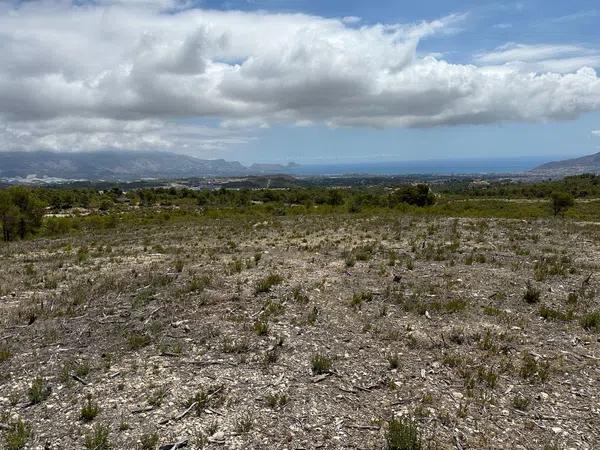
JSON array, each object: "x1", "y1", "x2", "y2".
[{"x1": 1, "y1": 214, "x2": 599, "y2": 449}]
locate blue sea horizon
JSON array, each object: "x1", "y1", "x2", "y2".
[{"x1": 286, "y1": 156, "x2": 554, "y2": 176}]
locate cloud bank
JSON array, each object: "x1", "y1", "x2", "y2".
[{"x1": 1, "y1": 0, "x2": 600, "y2": 153}]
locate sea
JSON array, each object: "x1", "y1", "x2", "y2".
[{"x1": 286, "y1": 156, "x2": 553, "y2": 176}]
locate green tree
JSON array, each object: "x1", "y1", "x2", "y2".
[
  {"x1": 0, "y1": 188, "x2": 45, "y2": 242},
  {"x1": 550, "y1": 191, "x2": 574, "y2": 217}
]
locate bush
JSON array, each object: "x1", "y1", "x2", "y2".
[
  {"x1": 4, "y1": 419, "x2": 31, "y2": 450},
  {"x1": 84, "y1": 424, "x2": 110, "y2": 450},
  {"x1": 580, "y1": 311, "x2": 600, "y2": 332},
  {"x1": 523, "y1": 282, "x2": 541, "y2": 304},
  {"x1": 255, "y1": 273, "x2": 283, "y2": 294},
  {"x1": 27, "y1": 377, "x2": 50, "y2": 405},
  {"x1": 389, "y1": 184, "x2": 435, "y2": 208},
  {"x1": 550, "y1": 191, "x2": 574, "y2": 217},
  {"x1": 80, "y1": 395, "x2": 100, "y2": 422},
  {"x1": 386, "y1": 416, "x2": 422, "y2": 450},
  {"x1": 311, "y1": 354, "x2": 332, "y2": 375}
]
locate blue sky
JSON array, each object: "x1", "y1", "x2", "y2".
[{"x1": 1, "y1": 0, "x2": 600, "y2": 164}]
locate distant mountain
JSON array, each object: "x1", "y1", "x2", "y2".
[
  {"x1": 0, "y1": 151, "x2": 298, "y2": 181},
  {"x1": 531, "y1": 152, "x2": 600, "y2": 176}
]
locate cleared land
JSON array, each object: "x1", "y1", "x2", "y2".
[{"x1": 1, "y1": 214, "x2": 599, "y2": 449}]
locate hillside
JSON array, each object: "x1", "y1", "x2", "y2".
[
  {"x1": 0, "y1": 151, "x2": 296, "y2": 181},
  {"x1": 531, "y1": 152, "x2": 600, "y2": 176}
]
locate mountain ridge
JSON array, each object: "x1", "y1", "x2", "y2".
[
  {"x1": 0, "y1": 150, "x2": 297, "y2": 181},
  {"x1": 531, "y1": 152, "x2": 600, "y2": 176}
]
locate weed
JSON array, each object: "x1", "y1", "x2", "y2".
[
  {"x1": 539, "y1": 305, "x2": 573, "y2": 322},
  {"x1": 523, "y1": 282, "x2": 541, "y2": 304},
  {"x1": 265, "y1": 392, "x2": 288, "y2": 408},
  {"x1": 350, "y1": 291, "x2": 373, "y2": 309},
  {"x1": 186, "y1": 275, "x2": 211, "y2": 293},
  {"x1": 84, "y1": 424, "x2": 110, "y2": 450},
  {"x1": 520, "y1": 353, "x2": 551, "y2": 383},
  {"x1": 28, "y1": 377, "x2": 50, "y2": 405},
  {"x1": 477, "y1": 366, "x2": 498, "y2": 389},
  {"x1": 147, "y1": 386, "x2": 168, "y2": 408},
  {"x1": 0, "y1": 345, "x2": 12, "y2": 363},
  {"x1": 291, "y1": 286, "x2": 309, "y2": 304},
  {"x1": 185, "y1": 384, "x2": 224, "y2": 415},
  {"x1": 80, "y1": 395, "x2": 100, "y2": 422},
  {"x1": 4, "y1": 418, "x2": 31, "y2": 450},
  {"x1": 386, "y1": 416, "x2": 422, "y2": 450},
  {"x1": 388, "y1": 352, "x2": 400, "y2": 369},
  {"x1": 444, "y1": 298, "x2": 468, "y2": 313},
  {"x1": 566, "y1": 292, "x2": 578, "y2": 305},
  {"x1": 222, "y1": 337, "x2": 249, "y2": 354},
  {"x1": 255, "y1": 273, "x2": 283, "y2": 294},
  {"x1": 234, "y1": 412, "x2": 254, "y2": 433},
  {"x1": 580, "y1": 311, "x2": 600, "y2": 332},
  {"x1": 512, "y1": 394, "x2": 530, "y2": 411},
  {"x1": 311, "y1": 354, "x2": 332, "y2": 375},
  {"x1": 263, "y1": 300, "x2": 285, "y2": 317},
  {"x1": 127, "y1": 333, "x2": 151, "y2": 351},
  {"x1": 253, "y1": 320, "x2": 269, "y2": 336},
  {"x1": 139, "y1": 431, "x2": 159, "y2": 450},
  {"x1": 174, "y1": 259, "x2": 185, "y2": 273}
]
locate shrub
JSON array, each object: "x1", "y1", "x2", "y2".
[
  {"x1": 255, "y1": 273, "x2": 283, "y2": 294},
  {"x1": 127, "y1": 333, "x2": 151, "y2": 351},
  {"x1": 265, "y1": 392, "x2": 288, "y2": 408},
  {"x1": 28, "y1": 377, "x2": 50, "y2": 404},
  {"x1": 4, "y1": 419, "x2": 31, "y2": 450},
  {"x1": 550, "y1": 191, "x2": 574, "y2": 217},
  {"x1": 140, "y1": 431, "x2": 159, "y2": 450},
  {"x1": 234, "y1": 412, "x2": 254, "y2": 433},
  {"x1": 580, "y1": 311, "x2": 600, "y2": 332},
  {"x1": 185, "y1": 384, "x2": 224, "y2": 415},
  {"x1": 388, "y1": 353, "x2": 400, "y2": 369},
  {"x1": 539, "y1": 305, "x2": 573, "y2": 322},
  {"x1": 0, "y1": 345, "x2": 12, "y2": 363},
  {"x1": 350, "y1": 291, "x2": 373, "y2": 309},
  {"x1": 523, "y1": 282, "x2": 541, "y2": 304},
  {"x1": 291, "y1": 286, "x2": 309, "y2": 304},
  {"x1": 253, "y1": 320, "x2": 269, "y2": 336},
  {"x1": 80, "y1": 395, "x2": 100, "y2": 422},
  {"x1": 311, "y1": 354, "x2": 332, "y2": 375},
  {"x1": 520, "y1": 353, "x2": 551, "y2": 382},
  {"x1": 512, "y1": 394, "x2": 530, "y2": 411},
  {"x1": 386, "y1": 416, "x2": 422, "y2": 450},
  {"x1": 84, "y1": 424, "x2": 110, "y2": 450}
]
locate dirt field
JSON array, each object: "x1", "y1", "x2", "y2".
[{"x1": 1, "y1": 214, "x2": 599, "y2": 449}]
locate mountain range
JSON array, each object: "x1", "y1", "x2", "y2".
[
  {"x1": 0, "y1": 151, "x2": 298, "y2": 181},
  {"x1": 530, "y1": 152, "x2": 600, "y2": 176}
]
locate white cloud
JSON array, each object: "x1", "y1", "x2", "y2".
[
  {"x1": 475, "y1": 43, "x2": 600, "y2": 74},
  {"x1": 593, "y1": 130, "x2": 600, "y2": 137},
  {"x1": 0, "y1": 1, "x2": 600, "y2": 153}
]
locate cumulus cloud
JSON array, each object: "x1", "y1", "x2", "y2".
[
  {"x1": 593, "y1": 130, "x2": 600, "y2": 137},
  {"x1": 1, "y1": 1, "x2": 600, "y2": 153},
  {"x1": 475, "y1": 43, "x2": 600, "y2": 73}
]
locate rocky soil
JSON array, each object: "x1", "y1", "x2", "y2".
[{"x1": 1, "y1": 214, "x2": 599, "y2": 449}]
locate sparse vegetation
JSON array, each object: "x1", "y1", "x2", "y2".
[
  {"x1": 4, "y1": 418, "x2": 31, "y2": 450},
  {"x1": 523, "y1": 282, "x2": 541, "y2": 304},
  {"x1": 386, "y1": 416, "x2": 422, "y2": 450},
  {"x1": 255, "y1": 273, "x2": 284, "y2": 294},
  {"x1": 84, "y1": 423, "x2": 110, "y2": 450},
  {"x1": 27, "y1": 377, "x2": 50, "y2": 405},
  {"x1": 80, "y1": 395, "x2": 100, "y2": 422},
  {"x1": 311, "y1": 354, "x2": 332, "y2": 375},
  {"x1": 1, "y1": 187, "x2": 599, "y2": 448}
]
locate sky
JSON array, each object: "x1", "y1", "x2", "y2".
[{"x1": 1, "y1": 0, "x2": 600, "y2": 164}]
